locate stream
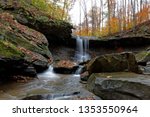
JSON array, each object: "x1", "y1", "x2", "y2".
[
  {"x1": 0, "y1": 36, "x2": 100, "y2": 100},
  {"x1": 0, "y1": 69, "x2": 99, "y2": 100}
]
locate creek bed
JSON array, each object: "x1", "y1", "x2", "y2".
[{"x1": 0, "y1": 69, "x2": 100, "y2": 100}]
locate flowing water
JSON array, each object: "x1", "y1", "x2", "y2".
[
  {"x1": 0, "y1": 65, "x2": 99, "y2": 100},
  {"x1": 75, "y1": 65, "x2": 84, "y2": 75},
  {"x1": 75, "y1": 36, "x2": 90, "y2": 62},
  {"x1": 38, "y1": 65, "x2": 59, "y2": 79}
]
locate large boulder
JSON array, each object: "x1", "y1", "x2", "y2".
[
  {"x1": 87, "y1": 72, "x2": 150, "y2": 100},
  {"x1": 0, "y1": 12, "x2": 52, "y2": 80},
  {"x1": 0, "y1": 0, "x2": 73, "y2": 45},
  {"x1": 87, "y1": 52, "x2": 142, "y2": 74}
]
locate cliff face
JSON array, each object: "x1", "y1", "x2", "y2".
[
  {"x1": 0, "y1": 0, "x2": 73, "y2": 45},
  {"x1": 0, "y1": 0, "x2": 73, "y2": 80},
  {"x1": 0, "y1": 12, "x2": 52, "y2": 79}
]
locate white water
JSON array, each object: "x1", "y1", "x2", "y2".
[
  {"x1": 75, "y1": 36, "x2": 90, "y2": 62},
  {"x1": 38, "y1": 65, "x2": 59, "y2": 79},
  {"x1": 75, "y1": 65, "x2": 84, "y2": 75}
]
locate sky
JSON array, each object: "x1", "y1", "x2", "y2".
[
  {"x1": 69, "y1": 1, "x2": 80, "y2": 25},
  {"x1": 69, "y1": 0, "x2": 146, "y2": 25},
  {"x1": 69, "y1": 0, "x2": 91, "y2": 25}
]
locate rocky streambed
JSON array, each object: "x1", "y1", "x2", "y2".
[{"x1": 0, "y1": 69, "x2": 100, "y2": 100}]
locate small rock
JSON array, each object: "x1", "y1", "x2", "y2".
[{"x1": 80, "y1": 71, "x2": 89, "y2": 81}]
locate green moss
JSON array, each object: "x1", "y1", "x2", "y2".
[
  {"x1": 36, "y1": 15, "x2": 49, "y2": 22},
  {"x1": 0, "y1": 40, "x2": 24, "y2": 58},
  {"x1": 6, "y1": 34, "x2": 40, "y2": 51},
  {"x1": 53, "y1": 20, "x2": 71, "y2": 27},
  {"x1": 5, "y1": 32, "x2": 50, "y2": 57},
  {"x1": 31, "y1": 0, "x2": 49, "y2": 11},
  {"x1": 135, "y1": 51, "x2": 150, "y2": 61}
]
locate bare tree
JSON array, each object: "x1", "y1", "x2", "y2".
[
  {"x1": 107, "y1": 0, "x2": 111, "y2": 35},
  {"x1": 82, "y1": 0, "x2": 89, "y2": 35}
]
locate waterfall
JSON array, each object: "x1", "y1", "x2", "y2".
[
  {"x1": 75, "y1": 36, "x2": 90, "y2": 62},
  {"x1": 38, "y1": 65, "x2": 59, "y2": 79},
  {"x1": 75, "y1": 65, "x2": 84, "y2": 75}
]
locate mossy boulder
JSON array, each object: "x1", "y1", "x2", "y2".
[
  {"x1": 0, "y1": 12, "x2": 52, "y2": 79},
  {"x1": 0, "y1": 0, "x2": 73, "y2": 45},
  {"x1": 87, "y1": 52, "x2": 142, "y2": 75}
]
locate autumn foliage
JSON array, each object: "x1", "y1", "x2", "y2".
[
  {"x1": 75, "y1": 0, "x2": 150, "y2": 37},
  {"x1": 31, "y1": 0, "x2": 75, "y2": 21}
]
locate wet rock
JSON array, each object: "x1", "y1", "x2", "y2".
[
  {"x1": 23, "y1": 92, "x2": 80, "y2": 100},
  {"x1": 136, "y1": 51, "x2": 150, "y2": 66},
  {"x1": 0, "y1": 12, "x2": 52, "y2": 80},
  {"x1": 147, "y1": 47, "x2": 150, "y2": 51},
  {"x1": 87, "y1": 72, "x2": 150, "y2": 100},
  {"x1": 20, "y1": 66, "x2": 37, "y2": 77},
  {"x1": 80, "y1": 71, "x2": 89, "y2": 82},
  {"x1": 140, "y1": 64, "x2": 150, "y2": 75},
  {"x1": 53, "y1": 60, "x2": 78, "y2": 74},
  {"x1": 0, "y1": 57, "x2": 38, "y2": 80},
  {"x1": 87, "y1": 52, "x2": 142, "y2": 75},
  {"x1": 144, "y1": 65, "x2": 150, "y2": 74},
  {"x1": 0, "y1": 58, "x2": 29, "y2": 80},
  {"x1": 22, "y1": 91, "x2": 100, "y2": 100}
]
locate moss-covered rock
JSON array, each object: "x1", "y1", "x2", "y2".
[
  {"x1": 87, "y1": 52, "x2": 142, "y2": 74},
  {"x1": 0, "y1": 40, "x2": 23, "y2": 58},
  {"x1": 0, "y1": 0, "x2": 73, "y2": 45},
  {"x1": 0, "y1": 12, "x2": 52, "y2": 79}
]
